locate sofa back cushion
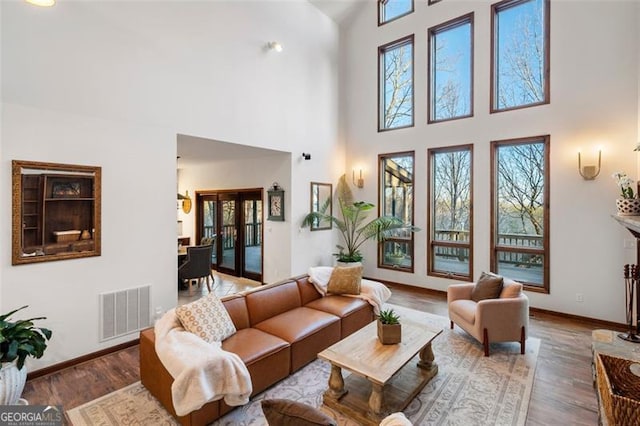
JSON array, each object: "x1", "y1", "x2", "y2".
[
  {"x1": 222, "y1": 295, "x2": 251, "y2": 330},
  {"x1": 246, "y1": 280, "x2": 302, "y2": 325},
  {"x1": 297, "y1": 277, "x2": 322, "y2": 305}
]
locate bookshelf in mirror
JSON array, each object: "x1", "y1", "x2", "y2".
[{"x1": 12, "y1": 160, "x2": 101, "y2": 265}]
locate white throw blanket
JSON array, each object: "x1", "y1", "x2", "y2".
[
  {"x1": 154, "y1": 309, "x2": 252, "y2": 416},
  {"x1": 308, "y1": 266, "x2": 392, "y2": 315}
]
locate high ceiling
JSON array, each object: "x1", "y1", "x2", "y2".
[{"x1": 308, "y1": 0, "x2": 367, "y2": 24}]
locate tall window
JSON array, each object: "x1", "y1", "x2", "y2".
[
  {"x1": 428, "y1": 145, "x2": 473, "y2": 280},
  {"x1": 379, "y1": 35, "x2": 414, "y2": 132},
  {"x1": 378, "y1": 0, "x2": 414, "y2": 26},
  {"x1": 491, "y1": 136, "x2": 549, "y2": 292},
  {"x1": 428, "y1": 13, "x2": 473, "y2": 123},
  {"x1": 491, "y1": 0, "x2": 549, "y2": 112},
  {"x1": 379, "y1": 152, "x2": 415, "y2": 272}
]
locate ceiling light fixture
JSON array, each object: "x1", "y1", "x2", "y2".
[
  {"x1": 25, "y1": 0, "x2": 56, "y2": 7},
  {"x1": 268, "y1": 41, "x2": 283, "y2": 52}
]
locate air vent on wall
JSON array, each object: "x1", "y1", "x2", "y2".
[{"x1": 99, "y1": 285, "x2": 151, "y2": 342}]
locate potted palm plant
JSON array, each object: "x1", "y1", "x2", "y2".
[
  {"x1": 0, "y1": 306, "x2": 52, "y2": 405},
  {"x1": 377, "y1": 308, "x2": 401, "y2": 344},
  {"x1": 302, "y1": 174, "x2": 418, "y2": 264}
]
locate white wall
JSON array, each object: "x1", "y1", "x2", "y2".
[
  {"x1": 340, "y1": 0, "x2": 639, "y2": 323},
  {"x1": 0, "y1": 0, "x2": 340, "y2": 369}
]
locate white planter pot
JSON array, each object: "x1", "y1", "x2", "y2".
[{"x1": 0, "y1": 360, "x2": 27, "y2": 405}]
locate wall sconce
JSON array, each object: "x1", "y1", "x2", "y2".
[
  {"x1": 302, "y1": 153, "x2": 311, "y2": 160},
  {"x1": 25, "y1": 0, "x2": 55, "y2": 6},
  {"x1": 353, "y1": 170, "x2": 364, "y2": 188},
  {"x1": 177, "y1": 191, "x2": 192, "y2": 214},
  {"x1": 578, "y1": 150, "x2": 602, "y2": 180},
  {"x1": 268, "y1": 41, "x2": 283, "y2": 52}
]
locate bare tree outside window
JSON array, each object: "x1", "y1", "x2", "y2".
[
  {"x1": 429, "y1": 14, "x2": 473, "y2": 123},
  {"x1": 428, "y1": 146, "x2": 473, "y2": 280},
  {"x1": 491, "y1": 136, "x2": 550, "y2": 292},
  {"x1": 379, "y1": 36, "x2": 414, "y2": 131},
  {"x1": 492, "y1": 0, "x2": 549, "y2": 112}
]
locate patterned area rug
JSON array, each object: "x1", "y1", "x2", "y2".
[{"x1": 67, "y1": 313, "x2": 539, "y2": 426}]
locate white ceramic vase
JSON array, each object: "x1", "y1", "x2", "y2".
[{"x1": 0, "y1": 360, "x2": 27, "y2": 405}]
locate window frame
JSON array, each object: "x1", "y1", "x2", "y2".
[
  {"x1": 378, "y1": 35, "x2": 415, "y2": 132},
  {"x1": 378, "y1": 0, "x2": 415, "y2": 26},
  {"x1": 428, "y1": 12, "x2": 474, "y2": 124},
  {"x1": 490, "y1": 0, "x2": 550, "y2": 113},
  {"x1": 427, "y1": 144, "x2": 474, "y2": 281},
  {"x1": 490, "y1": 135, "x2": 550, "y2": 293},
  {"x1": 378, "y1": 151, "x2": 416, "y2": 273}
]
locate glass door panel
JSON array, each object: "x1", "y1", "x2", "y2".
[
  {"x1": 219, "y1": 198, "x2": 237, "y2": 273},
  {"x1": 243, "y1": 198, "x2": 262, "y2": 280},
  {"x1": 202, "y1": 198, "x2": 217, "y2": 265}
]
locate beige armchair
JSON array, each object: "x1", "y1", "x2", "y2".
[{"x1": 447, "y1": 277, "x2": 529, "y2": 356}]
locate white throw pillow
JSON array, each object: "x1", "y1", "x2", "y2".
[{"x1": 175, "y1": 293, "x2": 236, "y2": 343}]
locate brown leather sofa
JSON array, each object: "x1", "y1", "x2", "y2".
[{"x1": 140, "y1": 274, "x2": 375, "y2": 426}]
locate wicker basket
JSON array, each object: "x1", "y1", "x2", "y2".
[{"x1": 595, "y1": 353, "x2": 640, "y2": 425}]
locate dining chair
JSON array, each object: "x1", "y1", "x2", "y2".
[{"x1": 178, "y1": 244, "x2": 215, "y2": 292}]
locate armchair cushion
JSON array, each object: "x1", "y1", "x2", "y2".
[
  {"x1": 327, "y1": 265, "x2": 363, "y2": 295},
  {"x1": 471, "y1": 272, "x2": 504, "y2": 302},
  {"x1": 449, "y1": 300, "x2": 476, "y2": 324},
  {"x1": 176, "y1": 293, "x2": 236, "y2": 343}
]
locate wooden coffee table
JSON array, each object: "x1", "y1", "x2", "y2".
[{"x1": 317, "y1": 305, "x2": 443, "y2": 425}]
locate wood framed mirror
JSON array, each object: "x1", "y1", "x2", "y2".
[
  {"x1": 310, "y1": 182, "x2": 332, "y2": 231},
  {"x1": 12, "y1": 160, "x2": 102, "y2": 265}
]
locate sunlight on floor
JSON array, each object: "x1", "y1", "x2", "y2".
[{"x1": 178, "y1": 272, "x2": 261, "y2": 306}]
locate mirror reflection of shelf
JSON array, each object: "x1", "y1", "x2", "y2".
[{"x1": 12, "y1": 160, "x2": 101, "y2": 265}]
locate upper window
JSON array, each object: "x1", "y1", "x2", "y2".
[
  {"x1": 428, "y1": 13, "x2": 474, "y2": 123},
  {"x1": 379, "y1": 0, "x2": 414, "y2": 26},
  {"x1": 428, "y1": 145, "x2": 473, "y2": 280},
  {"x1": 378, "y1": 152, "x2": 415, "y2": 272},
  {"x1": 379, "y1": 35, "x2": 414, "y2": 132},
  {"x1": 491, "y1": 136, "x2": 550, "y2": 293},
  {"x1": 491, "y1": 0, "x2": 549, "y2": 112}
]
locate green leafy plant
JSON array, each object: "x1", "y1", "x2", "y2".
[
  {"x1": 378, "y1": 308, "x2": 400, "y2": 325},
  {"x1": 0, "y1": 306, "x2": 52, "y2": 370},
  {"x1": 302, "y1": 174, "x2": 419, "y2": 263}
]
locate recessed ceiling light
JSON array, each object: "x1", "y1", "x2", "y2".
[{"x1": 25, "y1": 0, "x2": 56, "y2": 7}]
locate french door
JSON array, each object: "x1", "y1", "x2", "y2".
[{"x1": 196, "y1": 189, "x2": 263, "y2": 282}]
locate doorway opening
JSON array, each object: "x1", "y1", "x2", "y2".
[{"x1": 196, "y1": 189, "x2": 263, "y2": 282}]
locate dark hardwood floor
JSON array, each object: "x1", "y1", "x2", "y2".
[{"x1": 23, "y1": 283, "x2": 603, "y2": 425}]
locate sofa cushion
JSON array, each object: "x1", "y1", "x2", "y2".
[
  {"x1": 254, "y1": 307, "x2": 339, "y2": 344},
  {"x1": 245, "y1": 281, "x2": 302, "y2": 325},
  {"x1": 222, "y1": 295, "x2": 250, "y2": 330},
  {"x1": 261, "y1": 399, "x2": 336, "y2": 426},
  {"x1": 327, "y1": 265, "x2": 362, "y2": 295},
  {"x1": 305, "y1": 295, "x2": 369, "y2": 318},
  {"x1": 222, "y1": 327, "x2": 289, "y2": 365},
  {"x1": 450, "y1": 299, "x2": 476, "y2": 324},
  {"x1": 175, "y1": 293, "x2": 236, "y2": 343},
  {"x1": 471, "y1": 272, "x2": 504, "y2": 302},
  {"x1": 500, "y1": 280, "x2": 523, "y2": 298}
]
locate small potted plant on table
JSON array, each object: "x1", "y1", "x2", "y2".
[
  {"x1": 0, "y1": 305, "x2": 52, "y2": 405},
  {"x1": 377, "y1": 308, "x2": 401, "y2": 345}
]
